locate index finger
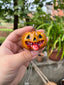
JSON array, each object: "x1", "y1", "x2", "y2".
[
  {"x1": 36, "y1": 29, "x2": 45, "y2": 33},
  {"x1": 6, "y1": 26, "x2": 32, "y2": 42}
]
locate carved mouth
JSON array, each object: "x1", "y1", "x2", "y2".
[{"x1": 25, "y1": 40, "x2": 44, "y2": 47}]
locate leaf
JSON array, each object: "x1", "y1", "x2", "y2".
[
  {"x1": 61, "y1": 45, "x2": 64, "y2": 59},
  {"x1": 36, "y1": 23, "x2": 49, "y2": 30},
  {"x1": 58, "y1": 37, "x2": 61, "y2": 50},
  {"x1": 62, "y1": 35, "x2": 64, "y2": 41},
  {"x1": 54, "y1": 39, "x2": 59, "y2": 48},
  {"x1": 47, "y1": 22, "x2": 53, "y2": 36}
]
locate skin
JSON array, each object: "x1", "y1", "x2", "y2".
[{"x1": 0, "y1": 26, "x2": 47, "y2": 85}]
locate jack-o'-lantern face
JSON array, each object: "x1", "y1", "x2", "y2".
[{"x1": 21, "y1": 31, "x2": 47, "y2": 51}]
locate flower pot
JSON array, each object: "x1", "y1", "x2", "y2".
[
  {"x1": 36, "y1": 53, "x2": 44, "y2": 62},
  {"x1": 48, "y1": 49, "x2": 62, "y2": 61}
]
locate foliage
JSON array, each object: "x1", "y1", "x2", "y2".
[
  {"x1": 24, "y1": 7, "x2": 52, "y2": 29},
  {"x1": 54, "y1": 0, "x2": 64, "y2": 9},
  {"x1": 0, "y1": 0, "x2": 64, "y2": 23},
  {"x1": 0, "y1": 37, "x2": 6, "y2": 43},
  {"x1": 0, "y1": 28, "x2": 13, "y2": 43},
  {"x1": 40, "y1": 17, "x2": 64, "y2": 59},
  {"x1": 0, "y1": 0, "x2": 14, "y2": 22},
  {"x1": 0, "y1": 0, "x2": 30, "y2": 24}
]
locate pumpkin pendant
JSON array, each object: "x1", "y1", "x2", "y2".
[{"x1": 21, "y1": 31, "x2": 47, "y2": 51}]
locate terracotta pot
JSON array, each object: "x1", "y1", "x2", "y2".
[
  {"x1": 36, "y1": 53, "x2": 44, "y2": 62},
  {"x1": 48, "y1": 49, "x2": 62, "y2": 61}
]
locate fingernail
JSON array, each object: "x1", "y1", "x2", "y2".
[
  {"x1": 31, "y1": 51, "x2": 39, "y2": 59},
  {"x1": 47, "y1": 37, "x2": 48, "y2": 41},
  {"x1": 31, "y1": 51, "x2": 39, "y2": 56}
]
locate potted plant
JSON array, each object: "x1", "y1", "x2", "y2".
[
  {"x1": 35, "y1": 17, "x2": 64, "y2": 61},
  {"x1": 47, "y1": 18, "x2": 64, "y2": 61}
]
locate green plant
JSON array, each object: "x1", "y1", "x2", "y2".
[
  {"x1": 25, "y1": 7, "x2": 52, "y2": 29},
  {"x1": 0, "y1": 29, "x2": 13, "y2": 32},
  {"x1": 47, "y1": 18, "x2": 64, "y2": 59},
  {"x1": 0, "y1": 28, "x2": 13, "y2": 44},
  {"x1": 0, "y1": 37, "x2": 6, "y2": 43}
]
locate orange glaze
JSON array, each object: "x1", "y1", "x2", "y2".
[{"x1": 21, "y1": 31, "x2": 47, "y2": 51}]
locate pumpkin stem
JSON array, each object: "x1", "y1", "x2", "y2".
[{"x1": 31, "y1": 24, "x2": 35, "y2": 31}]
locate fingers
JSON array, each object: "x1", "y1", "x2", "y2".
[
  {"x1": 24, "y1": 48, "x2": 39, "y2": 59},
  {"x1": 7, "y1": 50, "x2": 37, "y2": 68},
  {"x1": 46, "y1": 37, "x2": 48, "y2": 41},
  {"x1": 36, "y1": 29, "x2": 45, "y2": 33},
  {"x1": 6, "y1": 26, "x2": 32, "y2": 42},
  {"x1": 17, "y1": 40, "x2": 22, "y2": 47}
]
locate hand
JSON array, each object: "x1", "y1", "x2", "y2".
[{"x1": 0, "y1": 26, "x2": 47, "y2": 85}]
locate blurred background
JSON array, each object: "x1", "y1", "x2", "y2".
[{"x1": 0, "y1": 0, "x2": 64, "y2": 85}]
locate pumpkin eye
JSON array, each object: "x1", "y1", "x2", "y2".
[
  {"x1": 26, "y1": 35, "x2": 30, "y2": 39},
  {"x1": 39, "y1": 34, "x2": 42, "y2": 38}
]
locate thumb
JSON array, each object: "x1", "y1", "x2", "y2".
[{"x1": 8, "y1": 50, "x2": 33, "y2": 68}]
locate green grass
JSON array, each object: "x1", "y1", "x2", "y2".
[
  {"x1": 0, "y1": 28, "x2": 13, "y2": 43},
  {"x1": 0, "y1": 29, "x2": 13, "y2": 32},
  {"x1": 0, "y1": 37, "x2": 6, "y2": 43}
]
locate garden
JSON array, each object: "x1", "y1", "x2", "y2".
[{"x1": 0, "y1": 0, "x2": 64, "y2": 85}]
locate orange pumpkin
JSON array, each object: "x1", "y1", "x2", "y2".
[{"x1": 21, "y1": 31, "x2": 47, "y2": 51}]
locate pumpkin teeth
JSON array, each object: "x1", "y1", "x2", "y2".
[
  {"x1": 38, "y1": 40, "x2": 44, "y2": 46},
  {"x1": 33, "y1": 42, "x2": 37, "y2": 45},
  {"x1": 25, "y1": 40, "x2": 44, "y2": 47},
  {"x1": 25, "y1": 41, "x2": 32, "y2": 45}
]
